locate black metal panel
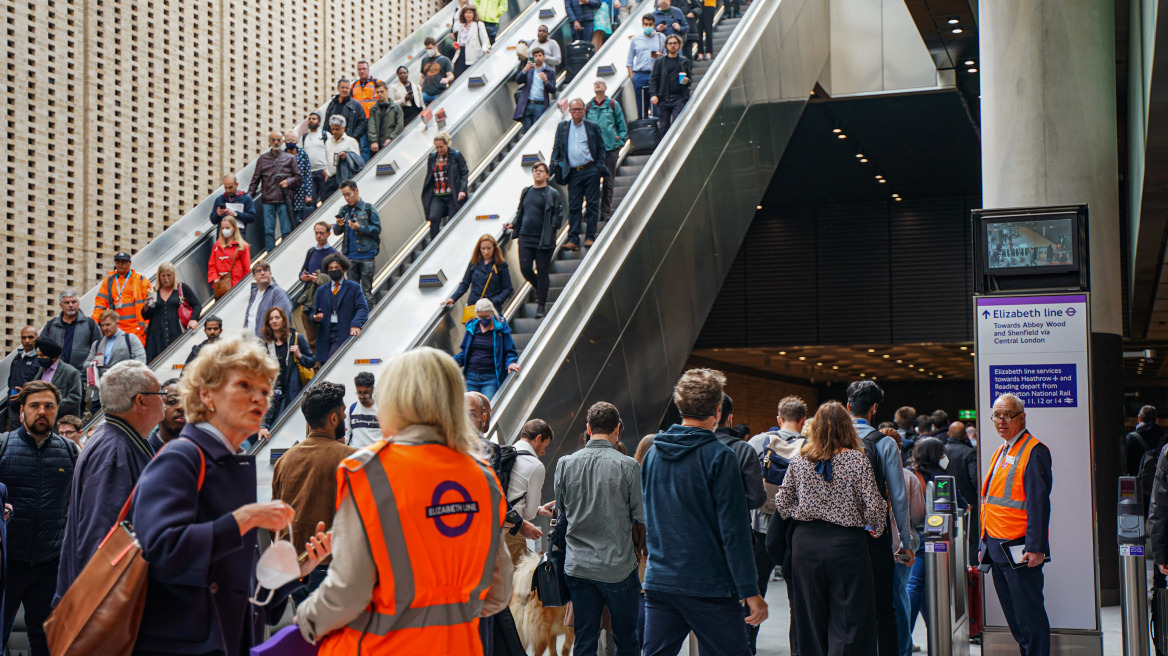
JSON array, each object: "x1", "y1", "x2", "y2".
[
  {"x1": 816, "y1": 202, "x2": 892, "y2": 345},
  {"x1": 890, "y1": 197, "x2": 974, "y2": 342},
  {"x1": 745, "y1": 207, "x2": 819, "y2": 345}
]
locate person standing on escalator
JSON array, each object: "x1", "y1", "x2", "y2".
[
  {"x1": 586, "y1": 80, "x2": 629, "y2": 222},
  {"x1": 551, "y1": 98, "x2": 608, "y2": 250},
  {"x1": 504, "y1": 162, "x2": 565, "y2": 319},
  {"x1": 249, "y1": 131, "x2": 301, "y2": 253},
  {"x1": 649, "y1": 34, "x2": 693, "y2": 135},
  {"x1": 421, "y1": 133, "x2": 469, "y2": 240},
  {"x1": 333, "y1": 179, "x2": 381, "y2": 303}
]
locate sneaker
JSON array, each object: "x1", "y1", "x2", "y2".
[
  {"x1": 535, "y1": 305, "x2": 546, "y2": 319},
  {"x1": 584, "y1": 239, "x2": 594, "y2": 247},
  {"x1": 913, "y1": 645, "x2": 922, "y2": 652},
  {"x1": 562, "y1": 242, "x2": 580, "y2": 251}
]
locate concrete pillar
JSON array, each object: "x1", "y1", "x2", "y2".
[{"x1": 979, "y1": 0, "x2": 1123, "y2": 621}]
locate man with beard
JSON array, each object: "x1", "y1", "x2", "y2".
[
  {"x1": 185, "y1": 315, "x2": 223, "y2": 364},
  {"x1": 147, "y1": 378, "x2": 184, "y2": 450},
  {"x1": 301, "y1": 112, "x2": 330, "y2": 204},
  {"x1": 248, "y1": 130, "x2": 301, "y2": 253},
  {"x1": 54, "y1": 360, "x2": 163, "y2": 608},
  {"x1": 271, "y1": 381, "x2": 355, "y2": 603},
  {"x1": 0, "y1": 381, "x2": 77, "y2": 655}
]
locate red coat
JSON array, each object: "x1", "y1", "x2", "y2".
[{"x1": 207, "y1": 240, "x2": 251, "y2": 286}]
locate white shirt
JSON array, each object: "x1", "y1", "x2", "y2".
[
  {"x1": 324, "y1": 134, "x2": 360, "y2": 177},
  {"x1": 245, "y1": 285, "x2": 266, "y2": 334},
  {"x1": 301, "y1": 129, "x2": 328, "y2": 171},
  {"x1": 347, "y1": 401, "x2": 381, "y2": 449},
  {"x1": 507, "y1": 439, "x2": 545, "y2": 521}
]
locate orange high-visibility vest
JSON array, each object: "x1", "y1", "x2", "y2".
[
  {"x1": 91, "y1": 269, "x2": 152, "y2": 344},
  {"x1": 318, "y1": 439, "x2": 504, "y2": 656},
  {"x1": 351, "y1": 79, "x2": 379, "y2": 118},
  {"x1": 980, "y1": 431, "x2": 1042, "y2": 540}
]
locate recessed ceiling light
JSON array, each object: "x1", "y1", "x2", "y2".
[
  {"x1": 970, "y1": 352, "x2": 976, "y2": 356},
  {"x1": 832, "y1": 365, "x2": 839, "y2": 370},
  {"x1": 832, "y1": 127, "x2": 842, "y2": 134},
  {"x1": 895, "y1": 197, "x2": 903, "y2": 201},
  {"x1": 883, "y1": 354, "x2": 890, "y2": 359},
  {"x1": 964, "y1": 60, "x2": 975, "y2": 66},
  {"x1": 896, "y1": 359, "x2": 902, "y2": 363},
  {"x1": 816, "y1": 362, "x2": 823, "y2": 366},
  {"x1": 968, "y1": 68, "x2": 978, "y2": 73},
  {"x1": 960, "y1": 346, "x2": 968, "y2": 350},
  {"x1": 778, "y1": 351, "x2": 786, "y2": 355},
  {"x1": 756, "y1": 205, "x2": 763, "y2": 210},
  {"x1": 861, "y1": 373, "x2": 866, "y2": 377},
  {"x1": 798, "y1": 356, "x2": 806, "y2": 361},
  {"x1": 952, "y1": 28, "x2": 963, "y2": 34},
  {"x1": 938, "y1": 375, "x2": 944, "y2": 379},
  {"x1": 948, "y1": 18, "x2": 959, "y2": 24},
  {"x1": 867, "y1": 348, "x2": 876, "y2": 352},
  {"x1": 878, "y1": 179, "x2": 887, "y2": 184},
  {"x1": 875, "y1": 174, "x2": 883, "y2": 179},
  {"x1": 837, "y1": 133, "x2": 847, "y2": 139},
  {"x1": 859, "y1": 158, "x2": 868, "y2": 163}
]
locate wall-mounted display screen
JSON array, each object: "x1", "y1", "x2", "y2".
[{"x1": 986, "y1": 216, "x2": 1076, "y2": 270}]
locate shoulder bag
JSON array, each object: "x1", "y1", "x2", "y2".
[
  {"x1": 532, "y1": 516, "x2": 570, "y2": 607},
  {"x1": 45, "y1": 439, "x2": 206, "y2": 656},
  {"x1": 462, "y1": 266, "x2": 496, "y2": 323},
  {"x1": 177, "y1": 285, "x2": 194, "y2": 327},
  {"x1": 212, "y1": 244, "x2": 241, "y2": 299},
  {"x1": 293, "y1": 330, "x2": 315, "y2": 386}
]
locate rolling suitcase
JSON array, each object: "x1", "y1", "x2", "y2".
[
  {"x1": 564, "y1": 40, "x2": 595, "y2": 83},
  {"x1": 628, "y1": 117, "x2": 660, "y2": 155},
  {"x1": 967, "y1": 566, "x2": 984, "y2": 640}
]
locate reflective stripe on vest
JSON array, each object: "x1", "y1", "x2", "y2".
[
  {"x1": 981, "y1": 433, "x2": 1033, "y2": 510},
  {"x1": 342, "y1": 450, "x2": 501, "y2": 636}
]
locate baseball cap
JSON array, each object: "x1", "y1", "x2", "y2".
[{"x1": 114, "y1": 252, "x2": 132, "y2": 261}]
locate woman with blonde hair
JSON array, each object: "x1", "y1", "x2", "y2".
[
  {"x1": 207, "y1": 215, "x2": 251, "y2": 296},
  {"x1": 775, "y1": 401, "x2": 887, "y2": 656},
  {"x1": 453, "y1": 298, "x2": 520, "y2": 398},
  {"x1": 142, "y1": 261, "x2": 202, "y2": 361},
  {"x1": 296, "y1": 347, "x2": 508, "y2": 654},
  {"x1": 258, "y1": 306, "x2": 314, "y2": 437},
  {"x1": 443, "y1": 234, "x2": 514, "y2": 322},
  {"x1": 132, "y1": 337, "x2": 332, "y2": 654}
]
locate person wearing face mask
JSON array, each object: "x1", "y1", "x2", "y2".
[
  {"x1": 271, "y1": 381, "x2": 354, "y2": 605},
  {"x1": 207, "y1": 215, "x2": 252, "y2": 295},
  {"x1": 130, "y1": 338, "x2": 332, "y2": 655},
  {"x1": 420, "y1": 36, "x2": 455, "y2": 105},
  {"x1": 628, "y1": 14, "x2": 667, "y2": 119},
  {"x1": 32, "y1": 338, "x2": 82, "y2": 420},
  {"x1": 248, "y1": 130, "x2": 302, "y2": 254},
  {"x1": 284, "y1": 130, "x2": 315, "y2": 225},
  {"x1": 210, "y1": 174, "x2": 257, "y2": 229},
  {"x1": 311, "y1": 253, "x2": 369, "y2": 365}
]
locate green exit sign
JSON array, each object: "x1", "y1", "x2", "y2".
[{"x1": 959, "y1": 409, "x2": 976, "y2": 420}]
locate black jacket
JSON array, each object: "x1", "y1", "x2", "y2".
[
  {"x1": 648, "y1": 54, "x2": 694, "y2": 102},
  {"x1": 0, "y1": 427, "x2": 77, "y2": 564},
  {"x1": 421, "y1": 149, "x2": 470, "y2": 212},
  {"x1": 40, "y1": 315, "x2": 102, "y2": 370},
  {"x1": 1127, "y1": 422, "x2": 1166, "y2": 476},
  {"x1": 511, "y1": 185, "x2": 566, "y2": 249},
  {"x1": 1150, "y1": 445, "x2": 1168, "y2": 564},
  {"x1": 714, "y1": 427, "x2": 766, "y2": 510},
  {"x1": 944, "y1": 438, "x2": 979, "y2": 514},
  {"x1": 551, "y1": 119, "x2": 608, "y2": 184},
  {"x1": 451, "y1": 261, "x2": 515, "y2": 310},
  {"x1": 324, "y1": 95, "x2": 368, "y2": 141}
]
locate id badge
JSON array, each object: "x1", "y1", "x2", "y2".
[
  {"x1": 1005, "y1": 455, "x2": 1016, "y2": 465},
  {"x1": 331, "y1": 312, "x2": 339, "y2": 323}
]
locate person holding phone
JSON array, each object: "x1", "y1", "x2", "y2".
[
  {"x1": 628, "y1": 13, "x2": 666, "y2": 118},
  {"x1": 513, "y1": 47, "x2": 557, "y2": 133}
]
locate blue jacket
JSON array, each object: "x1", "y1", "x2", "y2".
[
  {"x1": 513, "y1": 65, "x2": 558, "y2": 121},
  {"x1": 551, "y1": 119, "x2": 609, "y2": 185},
  {"x1": 336, "y1": 148, "x2": 366, "y2": 182},
  {"x1": 652, "y1": 6, "x2": 689, "y2": 35},
  {"x1": 312, "y1": 278, "x2": 369, "y2": 364},
  {"x1": 332, "y1": 200, "x2": 381, "y2": 260},
  {"x1": 854, "y1": 418, "x2": 911, "y2": 549},
  {"x1": 210, "y1": 190, "x2": 257, "y2": 226},
  {"x1": 453, "y1": 317, "x2": 519, "y2": 387},
  {"x1": 641, "y1": 424, "x2": 758, "y2": 599},
  {"x1": 566, "y1": 0, "x2": 601, "y2": 24},
  {"x1": 132, "y1": 425, "x2": 296, "y2": 655},
  {"x1": 0, "y1": 427, "x2": 77, "y2": 565},
  {"x1": 55, "y1": 415, "x2": 155, "y2": 605},
  {"x1": 450, "y1": 261, "x2": 514, "y2": 310}
]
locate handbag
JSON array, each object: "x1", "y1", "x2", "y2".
[
  {"x1": 462, "y1": 266, "x2": 495, "y2": 323},
  {"x1": 177, "y1": 286, "x2": 194, "y2": 327},
  {"x1": 531, "y1": 517, "x2": 570, "y2": 607},
  {"x1": 45, "y1": 439, "x2": 205, "y2": 656},
  {"x1": 293, "y1": 331, "x2": 315, "y2": 386},
  {"x1": 212, "y1": 244, "x2": 242, "y2": 299}
]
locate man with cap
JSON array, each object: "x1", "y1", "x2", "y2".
[
  {"x1": 91, "y1": 251, "x2": 152, "y2": 345},
  {"x1": 33, "y1": 338, "x2": 82, "y2": 420}
]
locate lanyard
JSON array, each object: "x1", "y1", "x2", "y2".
[{"x1": 111, "y1": 273, "x2": 130, "y2": 300}]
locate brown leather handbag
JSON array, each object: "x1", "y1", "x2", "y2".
[
  {"x1": 212, "y1": 244, "x2": 242, "y2": 299},
  {"x1": 45, "y1": 440, "x2": 205, "y2": 656}
]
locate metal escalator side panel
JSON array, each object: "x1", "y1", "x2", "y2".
[{"x1": 485, "y1": 0, "x2": 830, "y2": 446}]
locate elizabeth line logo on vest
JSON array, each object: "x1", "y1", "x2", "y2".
[{"x1": 427, "y1": 502, "x2": 480, "y2": 518}]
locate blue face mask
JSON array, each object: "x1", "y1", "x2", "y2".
[{"x1": 644, "y1": 26, "x2": 654, "y2": 35}]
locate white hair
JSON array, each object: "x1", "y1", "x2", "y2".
[
  {"x1": 328, "y1": 114, "x2": 347, "y2": 129},
  {"x1": 474, "y1": 298, "x2": 499, "y2": 319},
  {"x1": 99, "y1": 360, "x2": 159, "y2": 414},
  {"x1": 58, "y1": 290, "x2": 79, "y2": 301},
  {"x1": 994, "y1": 393, "x2": 1025, "y2": 414}
]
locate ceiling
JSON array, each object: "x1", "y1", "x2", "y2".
[{"x1": 692, "y1": 343, "x2": 977, "y2": 383}]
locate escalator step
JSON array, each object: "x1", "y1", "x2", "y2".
[
  {"x1": 624, "y1": 155, "x2": 652, "y2": 166},
  {"x1": 619, "y1": 164, "x2": 646, "y2": 177},
  {"x1": 551, "y1": 258, "x2": 582, "y2": 274},
  {"x1": 558, "y1": 248, "x2": 585, "y2": 260},
  {"x1": 549, "y1": 273, "x2": 573, "y2": 287},
  {"x1": 513, "y1": 333, "x2": 533, "y2": 352},
  {"x1": 512, "y1": 317, "x2": 543, "y2": 333},
  {"x1": 615, "y1": 175, "x2": 639, "y2": 187},
  {"x1": 546, "y1": 287, "x2": 564, "y2": 303}
]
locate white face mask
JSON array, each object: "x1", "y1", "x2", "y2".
[
  {"x1": 251, "y1": 525, "x2": 300, "y2": 606},
  {"x1": 939, "y1": 455, "x2": 950, "y2": 470},
  {"x1": 221, "y1": 227, "x2": 234, "y2": 238},
  {"x1": 426, "y1": 47, "x2": 437, "y2": 56}
]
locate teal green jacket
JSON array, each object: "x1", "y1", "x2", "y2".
[{"x1": 586, "y1": 96, "x2": 629, "y2": 152}]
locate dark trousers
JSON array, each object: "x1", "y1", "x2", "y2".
[
  {"x1": 747, "y1": 530, "x2": 775, "y2": 653},
  {"x1": 633, "y1": 72, "x2": 653, "y2": 119},
  {"x1": 700, "y1": 9, "x2": 715, "y2": 54},
  {"x1": 567, "y1": 166, "x2": 601, "y2": 244},
  {"x1": 643, "y1": 589, "x2": 748, "y2": 656},
  {"x1": 572, "y1": 21, "x2": 594, "y2": 42},
  {"x1": 521, "y1": 101, "x2": 547, "y2": 134},
  {"x1": 290, "y1": 565, "x2": 329, "y2": 606},
  {"x1": 518, "y1": 238, "x2": 554, "y2": 306},
  {"x1": 479, "y1": 607, "x2": 525, "y2": 656},
  {"x1": 657, "y1": 97, "x2": 688, "y2": 135},
  {"x1": 725, "y1": 0, "x2": 741, "y2": 17},
  {"x1": 566, "y1": 570, "x2": 641, "y2": 656},
  {"x1": 986, "y1": 537, "x2": 1050, "y2": 656},
  {"x1": 2, "y1": 559, "x2": 58, "y2": 656},
  {"x1": 866, "y1": 527, "x2": 898, "y2": 656},
  {"x1": 601, "y1": 148, "x2": 620, "y2": 219},
  {"x1": 427, "y1": 195, "x2": 460, "y2": 239},
  {"x1": 792, "y1": 522, "x2": 877, "y2": 656},
  {"x1": 347, "y1": 258, "x2": 376, "y2": 302},
  {"x1": 311, "y1": 169, "x2": 326, "y2": 204},
  {"x1": 321, "y1": 174, "x2": 339, "y2": 203}
]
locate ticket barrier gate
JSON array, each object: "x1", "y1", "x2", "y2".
[
  {"x1": 923, "y1": 475, "x2": 969, "y2": 656},
  {"x1": 1118, "y1": 476, "x2": 1150, "y2": 656}
]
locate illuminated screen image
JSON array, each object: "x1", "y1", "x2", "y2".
[{"x1": 986, "y1": 217, "x2": 1075, "y2": 270}]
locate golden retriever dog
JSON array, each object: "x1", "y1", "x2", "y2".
[{"x1": 510, "y1": 551, "x2": 574, "y2": 656}]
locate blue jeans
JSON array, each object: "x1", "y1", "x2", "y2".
[
  {"x1": 893, "y1": 553, "x2": 913, "y2": 656},
  {"x1": 643, "y1": 589, "x2": 747, "y2": 656},
  {"x1": 262, "y1": 202, "x2": 291, "y2": 252},
  {"x1": 358, "y1": 133, "x2": 372, "y2": 162},
  {"x1": 423, "y1": 91, "x2": 440, "y2": 105},
  {"x1": 906, "y1": 542, "x2": 927, "y2": 637},
  {"x1": 566, "y1": 570, "x2": 641, "y2": 656},
  {"x1": 521, "y1": 101, "x2": 546, "y2": 133},
  {"x1": 465, "y1": 369, "x2": 500, "y2": 399}
]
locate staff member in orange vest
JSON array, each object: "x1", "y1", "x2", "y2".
[
  {"x1": 295, "y1": 346, "x2": 509, "y2": 654},
  {"x1": 91, "y1": 251, "x2": 152, "y2": 345},
  {"x1": 979, "y1": 393, "x2": 1053, "y2": 656}
]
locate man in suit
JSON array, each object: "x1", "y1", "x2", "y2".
[
  {"x1": 32, "y1": 339, "x2": 82, "y2": 420},
  {"x1": 551, "y1": 98, "x2": 608, "y2": 250},
  {"x1": 980, "y1": 393, "x2": 1052, "y2": 656},
  {"x1": 312, "y1": 253, "x2": 370, "y2": 365},
  {"x1": 513, "y1": 47, "x2": 557, "y2": 134}
]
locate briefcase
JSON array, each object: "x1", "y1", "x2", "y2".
[
  {"x1": 628, "y1": 117, "x2": 661, "y2": 156},
  {"x1": 532, "y1": 549, "x2": 570, "y2": 607}
]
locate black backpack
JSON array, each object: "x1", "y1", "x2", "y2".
[
  {"x1": 1129, "y1": 431, "x2": 1162, "y2": 498},
  {"x1": 857, "y1": 424, "x2": 889, "y2": 503},
  {"x1": 486, "y1": 442, "x2": 535, "y2": 504}
]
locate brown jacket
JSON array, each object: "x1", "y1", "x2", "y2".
[
  {"x1": 248, "y1": 149, "x2": 302, "y2": 204},
  {"x1": 271, "y1": 431, "x2": 355, "y2": 563}
]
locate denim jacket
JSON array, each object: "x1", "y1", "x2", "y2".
[{"x1": 332, "y1": 200, "x2": 382, "y2": 258}]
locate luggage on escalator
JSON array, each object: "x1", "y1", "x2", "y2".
[
  {"x1": 628, "y1": 116, "x2": 661, "y2": 155},
  {"x1": 967, "y1": 565, "x2": 983, "y2": 640},
  {"x1": 564, "y1": 40, "x2": 595, "y2": 83}
]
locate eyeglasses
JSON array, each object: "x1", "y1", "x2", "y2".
[
  {"x1": 137, "y1": 391, "x2": 172, "y2": 403},
  {"x1": 990, "y1": 411, "x2": 1022, "y2": 423}
]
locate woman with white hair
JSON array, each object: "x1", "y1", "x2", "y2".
[
  {"x1": 452, "y1": 298, "x2": 520, "y2": 398},
  {"x1": 295, "y1": 347, "x2": 508, "y2": 654},
  {"x1": 142, "y1": 261, "x2": 202, "y2": 361}
]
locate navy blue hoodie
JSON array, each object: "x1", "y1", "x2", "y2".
[{"x1": 642, "y1": 424, "x2": 760, "y2": 599}]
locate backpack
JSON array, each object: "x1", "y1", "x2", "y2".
[
  {"x1": 759, "y1": 432, "x2": 805, "y2": 515},
  {"x1": 485, "y1": 442, "x2": 535, "y2": 504},
  {"x1": 856, "y1": 424, "x2": 889, "y2": 504},
  {"x1": 1130, "y1": 431, "x2": 1161, "y2": 497}
]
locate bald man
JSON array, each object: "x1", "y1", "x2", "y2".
[
  {"x1": 3, "y1": 326, "x2": 39, "y2": 430},
  {"x1": 248, "y1": 130, "x2": 301, "y2": 252},
  {"x1": 210, "y1": 174, "x2": 256, "y2": 228}
]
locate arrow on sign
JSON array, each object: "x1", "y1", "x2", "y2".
[{"x1": 982, "y1": 310, "x2": 990, "y2": 319}]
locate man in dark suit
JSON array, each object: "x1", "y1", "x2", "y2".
[
  {"x1": 551, "y1": 98, "x2": 608, "y2": 250},
  {"x1": 312, "y1": 253, "x2": 370, "y2": 365},
  {"x1": 31, "y1": 339, "x2": 82, "y2": 420}
]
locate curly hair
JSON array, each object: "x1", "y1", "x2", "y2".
[
  {"x1": 178, "y1": 338, "x2": 279, "y2": 424},
  {"x1": 673, "y1": 368, "x2": 726, "y2": 419}
]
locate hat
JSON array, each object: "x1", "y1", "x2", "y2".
[
  {"x1": 35, "y1": 338, "x2": 62, "y2": 360},
  {"x1": 114, "y1": 252, "x2": 132, "y2": 261}
]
